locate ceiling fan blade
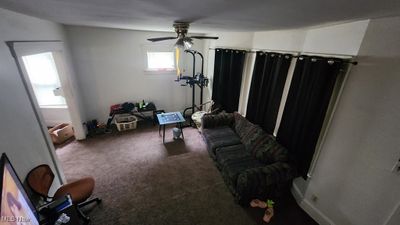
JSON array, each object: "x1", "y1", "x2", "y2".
[
  {"x1": 147, "y1": 37, "x2": 177, "y2": 42},
  {"x1": 190, "y1": 36, "x2": 219, "y2": 40}
]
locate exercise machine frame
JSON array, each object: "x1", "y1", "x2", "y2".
[{"x1": 176, "y1": 50, "x2": 209, "y2": 127}]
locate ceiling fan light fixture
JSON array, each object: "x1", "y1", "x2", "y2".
[
  {"x1": 175, "y1": 38, "x2": 193, "y2": 50},
  {"x1": 148, "y1": 22, "x2": 218, "y2": 48},
  {"x1": 184, "y1": 41, "x2": 192, "y2": 50},
  {"x1": 174, "y1": 38, "x2": 184, "y2": 49},
  {"x1": 183, "y1": 38, "x2": 193, "y2": 50}
]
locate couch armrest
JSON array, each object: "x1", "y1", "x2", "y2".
[
  {"x1": 201, "y1": 112, "x2": 235, "y2": 129},
  {"x1": 235, "y1": 162, "x2": 295, "y2": 205}
]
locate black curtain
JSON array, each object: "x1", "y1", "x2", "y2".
[
  {"x1": 277, "y1": 56, "x2": 344, "y2": 178},
  {"x1": 246, "y1": 52, "x2": 292, "y2": 134},
  {"x1": 212, "y1": 48, "x2": 246, "y2": 113}
]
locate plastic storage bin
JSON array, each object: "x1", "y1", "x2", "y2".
[{"x1": 115, "y1": 114, "x2": 138, "y2": 131}]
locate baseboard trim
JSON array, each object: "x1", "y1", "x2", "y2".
[
  {"x1": 291, "y1": 182, "x2": 336, "y2": 225},
  {"x1": 291, "y1": 180, "x2": 304, "y2": 202}
]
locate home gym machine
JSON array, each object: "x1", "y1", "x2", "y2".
[{"x1": 175, "y1": 49, "x2": 209, "y2": 127}]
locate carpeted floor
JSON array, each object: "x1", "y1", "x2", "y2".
[{"x1": 56, "y1": 124, "x2": 317, "y2": 225}]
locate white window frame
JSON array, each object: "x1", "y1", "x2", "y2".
[
  {"x1": 22, "y1": 52, "x2": 68, "y2": 108},
  {"x1": 146, "y1": 51, "x2": 175, "y2": 71},
  {"x1": 142, "y1": 44, "x2": 177, "y2": 75}
]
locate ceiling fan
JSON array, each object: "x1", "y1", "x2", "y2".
[{"x1": 147, "y1": 22, "x2": 219, "y2": 49}]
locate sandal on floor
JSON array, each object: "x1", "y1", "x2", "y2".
[
  {"x1": 250, "y1": 199, "x2": 267, "y2": 208},
  {"x1": 263, "y1": 207, "x2": 274, "y2": 223}
]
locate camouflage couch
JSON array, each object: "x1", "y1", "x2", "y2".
[{"x1": 201, "y1": 112, "x2": 295, "y2": 205}]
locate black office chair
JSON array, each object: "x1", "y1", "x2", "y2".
[{"x1": 27, "y1": 164, "x2": 101, "y2": 224}]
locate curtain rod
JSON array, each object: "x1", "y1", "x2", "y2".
[{"x1": 208, "y1": 47, "x2": 358, "y2": 65}]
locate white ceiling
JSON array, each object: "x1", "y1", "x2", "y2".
[{"x1": 1, "y1": 0, "x2": 400, "y2": 32}]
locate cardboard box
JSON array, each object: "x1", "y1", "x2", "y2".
[{"x1": 49, "y1": 123, "x2": 74, "y2": 144}]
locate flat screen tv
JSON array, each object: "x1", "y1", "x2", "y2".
[{"x1": 0, "y1": 153, "x2": 39, "y2": 225}]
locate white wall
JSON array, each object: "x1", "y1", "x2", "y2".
[
  {"x1": 0, "y1": 8, "x2": 64, "y2": 187},
  {"x1": 252, "y1": 20, "x2": 369, "y2": 55},
  {"x1": 41, "y1": 107, "x2": 72, "y2": 127},
  {"x1": 302, "y1": 16, "x2": 400, "y2": 225},
  {"x1": 205, "y1": 32, "x2": 254, "y2": 50},
  {"x1": 65, "y1": 26, "x2": 205, "y2": 121},
  {"x1": 302, "y1": 20, "x2": 368, "y2": 55},
  {"x1": 252, "y1": 28, "x2": 306, "y2": 52}
]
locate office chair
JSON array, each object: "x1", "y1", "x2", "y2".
[{"x1": 26, "y1": 164, "x2": 101, "y2": 223}]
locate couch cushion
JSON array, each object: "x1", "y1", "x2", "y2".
[
  {"x1": 202, "y1": 112, "x2": 235, "y2": 129},
  {"x1": 233, "y1": 112, "x2": 258, "y2": 139},
  {"x1": 215, "y1": 144, "x2": 249, "y2": 168},
  {"x1": 241, "y1": 126, "x2": 275, "y2": 155},
  {"x1": 202, "y1": 126, "x2": 241, "y2": 159},
  {"x1": 220, "y1": 154, "x2": 264, "y2": 189},
  {"x1": 254, "y1": 141, "x2": 289, "y2": 164}
]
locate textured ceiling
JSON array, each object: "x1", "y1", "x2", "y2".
[{"x1": 1, "y1": 0, "x2": 400, "y2": 32}]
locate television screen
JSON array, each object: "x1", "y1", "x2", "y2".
[{"x1": 0, "y1": 153, "x2": 39, "y2": 225}]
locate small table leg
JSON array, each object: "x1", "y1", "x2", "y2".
[
  {"x1": 163, "y1": 125, "x2": 166, "y2": 143},
  {"x1": 179, "y1": 123, "x2": 184, "y2": 139}
]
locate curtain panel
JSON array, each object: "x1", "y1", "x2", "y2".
[
  {"x1": 212, "y1": 48, "x2": 246, "y2": 113},
  {"x1": 277, "y1": 55, "x2": 345, "y2": 178},
  {"x1": 246, "y1": 52, "x2": 293, "y2": 134}
]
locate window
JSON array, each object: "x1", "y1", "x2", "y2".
[
  {"x1": 146, "y1": 51, "x2": 175, "y2": 71},
  {"x1": 22, "y1": 52, "x2": 66, "y2": 107}
]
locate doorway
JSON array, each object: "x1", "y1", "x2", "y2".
[
  {"x1": 7, "y1": 41, "x2": 86, "y2": 184},
  {"x1": 22, "y1": 52, "x2": 73, "y2": 136}
]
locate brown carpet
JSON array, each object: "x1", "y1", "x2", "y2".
[{"x1": 56, "y1": 124, "x2": 317, "y2": 225}]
